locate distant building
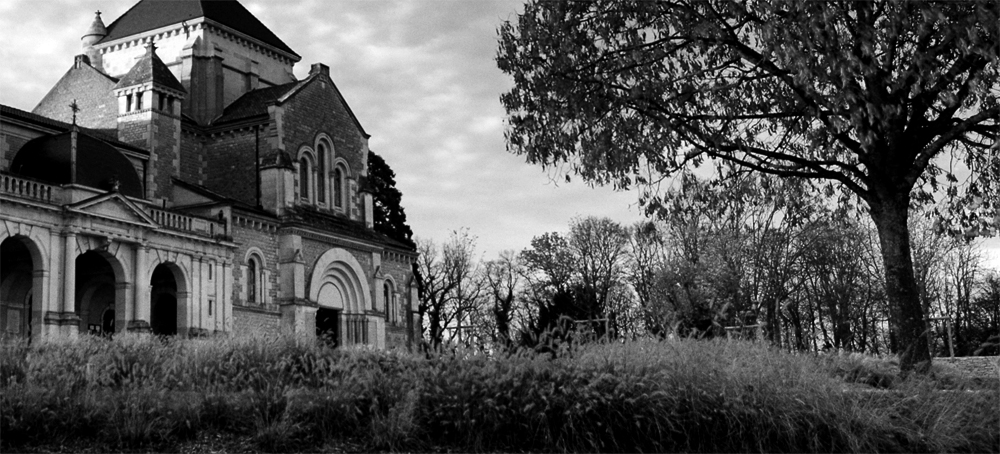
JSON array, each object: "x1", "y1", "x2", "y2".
[{"x1": 0, "y1": 0, "x2": 419, "y2": 349}]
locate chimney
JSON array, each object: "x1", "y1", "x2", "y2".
[
  {"x1": 74, "y1": 54, "x2": 91, "y2": 69},
  {"x1": 309, "y1": 63, "x2": 330, "y2": 77}
]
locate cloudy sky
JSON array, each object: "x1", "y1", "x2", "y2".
[
  {"x1": 0, "y1": 0, "x2": 996, "y2": 268},
  {"x1": 0, "y1": 0, "x2": 647, "y2": 260}
]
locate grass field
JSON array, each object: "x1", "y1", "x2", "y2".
[{"x1": 1, "y1": 334, "x2": 997, "y2": 453}]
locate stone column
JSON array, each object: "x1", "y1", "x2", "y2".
[
  {"x1": 61, "y1": 232, "x2": 79, "y2": 338},
  {"x1": 222, "y1": 260, "x2": 233, "y2": 332},
  {"x1": 128, "y1": 245, "x2": 150, "y2": 332},
  {"x1": 278, "y1": 234, "x2": 306, "y2": 303},
  {"x1": 115, "y1": 281, "x2": 131, "y2": 334}
]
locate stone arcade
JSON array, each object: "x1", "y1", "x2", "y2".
[{"x1": 0, "y1": 0, "x2": 419, "y2": 349}]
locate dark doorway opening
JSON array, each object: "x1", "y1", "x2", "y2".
[
  {"x1": 1, "y1": 237, "x2": 34, "y2": 339},
  {"x1": 317, "y1": 308, "x2": 341, "y2": 348},
  {"x1": 77, "y1": 251, "x2": 117, "y2": 337},
  {"x1": 102, "y1": 307, "x2": 115, "y2": 336},
  {"x1": 151, "y1": 265, "x2": 178, "y2": 336}
]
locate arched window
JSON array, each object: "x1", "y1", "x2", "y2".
[
  {"x1": 333, "y1": 167, "x2": 344, "y2": 210},
  {"x1": 299, "y1": 156, "x2": 311, "y2": 202},
  {"x1": 384, "y1": 280, "x2": 399, "y2": 324},
  {"x1": 317, "y1": 142, "x2": 327, "y2": 204},
  {"x1": 247, "y1": 255, "x2": 259, "y2": 303},
  {"x1": 383, "y1": 281, "x2": 391, "y2": 318}
]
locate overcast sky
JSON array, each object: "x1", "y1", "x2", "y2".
[
  {"x1": 0, "y1": 0, "x2": 647, "y2": 260},
  {"x1": 0, "y1": 0, "x2": 996, "y2": 269}
]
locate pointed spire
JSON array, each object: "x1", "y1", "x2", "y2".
[{"x1": 82, "y1": 10, "x2": 107, "y2": 48}]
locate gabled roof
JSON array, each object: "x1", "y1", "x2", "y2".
[
  {"x1": 99, "y1": 0, "x2": 298, "y2": 59},
  {"x1": 213, "y1": 81, "x2": 299, "y2": 125},
  {"x1": 66, "y1": 191, "x2": 159, "y2": 228},
  {"x1": 115, "y1": 44, "x2": 186, "y2": 94},
  {"x1": 0, "y1": 104, "x2": 148, "y2": 154},
  {"x1": 33, "y1": 57, "x2": 120, "y2": 130}
]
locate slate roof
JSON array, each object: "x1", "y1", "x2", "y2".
[
  {"x1": 0, "y1": 104, "x2": 148, "y2": 155},
  {"x1": 114, "y1": 44, "x2": 186, "y2": 93},
  {"x1": 99, "y1": 0, "x2": 298, "y2": 58},
  {"x1": 283, "y1": 206, "x2": 417, "y2": 251},
  {"x1": 11, "y1": 132, "x2": 145, "y2": 198},
  {"x1": 213, "y1": 82, "x2": 298, "y2": 125},
  {"x1": 33, "y1": 58, "x2": 120, "y2": 130}
]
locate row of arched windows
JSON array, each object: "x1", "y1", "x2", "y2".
[{"x1": 298, "y1": 137, "x2": 349, "y2": 211}]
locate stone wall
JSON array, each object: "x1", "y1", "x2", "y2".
[
  {"x1": 179, "y1": 129, "x2": 207, "y2": 185},
  {"x1": 230, "y1": 214, "x2": 280, "y2": 310},
  {"x1": 935, "y1": 356, "x2": 1000, "y2": 378},
  {"x1": 203, "y1": 129, "x2": 258, "y2": 205},
  {"x1": 233, "y1": 305, "x2": 281, "y2": 336}
]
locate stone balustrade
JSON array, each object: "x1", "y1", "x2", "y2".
[
  {"x1": 150, "y1": 208, "x2": 226, "y2": 238},
  {"x1": 1, "y1": 173, "x2": 55, "y2": 203}
]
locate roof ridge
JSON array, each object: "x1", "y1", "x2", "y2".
[
  {"x1": 0, "y1": 104, "x2": 148, "y2": 154},
  {"x1": 98, "y1": 0, "x2": 299, "y2": 59},
  {"x1": 114, "y1": 43, "x2": 186, "y2": 93}
]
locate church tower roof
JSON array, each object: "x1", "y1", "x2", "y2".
[
  {"x1": 98, "y1": 0, "x2": 299, "y2": 58},
  {"x1": 114, "y1": 42, "x2": 186, "y2": 95},
  {"x1": 82, "y1": 11, "x2": 108, "y2": 44}
]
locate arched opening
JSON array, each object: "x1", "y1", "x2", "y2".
[
  {"x1": 299, "y1": 156, "x2": 312, "y2": 202},
  {"x1": 317, "y1": 142, "x2": 328, "y2": 204},
  {"x1": 384, "y1": 280, "x2": 396, "y2": 325},
  {"x1": 150, "y1": 264, "x2": 179, "y2": 336},
  {"x1": 1, "y1": 237, "x2": 37, "y2": 339},
  {"x1": 333, "y1": 167, "x2": 344, "y2": 209},
  {"x1": 310, "y1": 248, "x2": 373, "y2": 347},
  {"x1": 76, "y1": 251, "x2": 119, "y2": 337}
]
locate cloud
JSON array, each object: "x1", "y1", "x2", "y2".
[{"x1": 0, "y1": 0, "x2": 646, "y2": 261}]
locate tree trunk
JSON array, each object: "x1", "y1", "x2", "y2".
[{"x1": 870, "y1": 198, "x2": 931, "y2": 373}]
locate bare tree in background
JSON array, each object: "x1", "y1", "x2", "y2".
[
  {"x1": 415, "y1": 229, "x2": 483, "y2": 349},
  {"x1": 482, "y1": 250, "x2": 524, "y2": 350}
]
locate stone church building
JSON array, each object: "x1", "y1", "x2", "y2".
[{"x1": 0, "y1": 0, "x2": 420, "y2": 349}]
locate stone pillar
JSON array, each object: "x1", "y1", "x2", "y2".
[
  {"x1": 177, "y1": 291, "x2": 191, "y2": 335},
  {"x1": 115, "y1": 281, "x2": 131, "y2": 334},
  {"x1": 278, "y1": 234, "x2": 307, "y2": 304},
  {"x1": 61, "y1": 232, "x2": 76, "y2": 314},
  {"x1": 195, "y1": 258, "x2": 204, "y2": 332},
  {"x1": 280, "y1": 303, "x2": 317, "y2": 339},
  {"x1": 222, "y1": 260, "x2": 233, "y2": 332},
  {"x1": 31, "y1": 269, "x2": 47, "y2": 342},
  {"x1": 61, "y1": 232, "x2": 79, "y2": 338},
  {"x1": 128, "y1": 245, "x2": 150, "y2": 332}
]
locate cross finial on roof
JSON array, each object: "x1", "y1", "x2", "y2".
[
  {"x1": 69, "y1": 99, "x2": 80, "y2": 126},
  {"x1": 96, "y1": 10, "x2": 101, "y2": 16}
]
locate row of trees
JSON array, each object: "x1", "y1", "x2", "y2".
[
  {"x1": 416, "y1": 173, "x2": 999, "y2": 357},
  {"x1": 496, "y1": 0, "x2": 998, "y2": 372}
]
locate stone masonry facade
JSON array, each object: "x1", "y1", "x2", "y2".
[{"x1": 0, "y1": 0, "x2": 419, "y2": 350}]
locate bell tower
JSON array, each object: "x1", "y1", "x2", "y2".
[{"x1": 114, "y1": 42, "x2": 187, "y2": 202}]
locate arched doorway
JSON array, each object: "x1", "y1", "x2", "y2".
[
  {"x1": 76, "y1": 251, "x2": 119, "y2": 337},
  {"x1": 1, "y1": 237, "x2": 36, "y2": 339},
  {"x1": 150, "y1": 264, "x2": 179, "y2": 336},
  {"x1": 310, "y1": 248, "x2": 373, "y2": 347}
]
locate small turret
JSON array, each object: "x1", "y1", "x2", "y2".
[{"x1": 81, "y1": 11, "x2": 107, "y2": 70}]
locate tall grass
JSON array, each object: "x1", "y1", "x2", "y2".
[{"x1": 1, "y1": 334, "x2": 997, "y2": 453}]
